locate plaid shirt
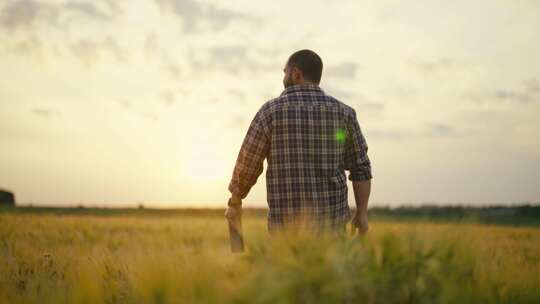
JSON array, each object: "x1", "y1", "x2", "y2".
[{"x1": 228, "y1": 83, "x2": 372, "y2": 232}]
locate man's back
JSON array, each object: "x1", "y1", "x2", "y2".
[{"x1": 228, "y1": 83, "x2": 372, "y2": 233}]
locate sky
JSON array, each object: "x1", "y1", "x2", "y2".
[{"x1": 0, "y1": 0, "x2": 539, "y2": 208}]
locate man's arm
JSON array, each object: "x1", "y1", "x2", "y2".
[
  {"x1": 344, "y1": 108, "x2": 372, "y2": 182},
  {"x1": 344, "y1": 108, "x2": 372, "y2": 234},
  {"x1": 352, "y1": 180, "x2": 371, "y2": 214},
  {"x1": 227, "y1": 108, "x2": 270, "y2": 205},
  {"x1": 351, "y1": 180, "x2": 371, "y2": 234}
]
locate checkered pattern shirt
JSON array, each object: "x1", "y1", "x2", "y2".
[{"x1": 228, "y1": 83, "x2": 372, "y2": 232}]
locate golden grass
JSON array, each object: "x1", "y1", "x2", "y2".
[{"x1": 0, "y1": 214, "x2": 539, "y2": 303}]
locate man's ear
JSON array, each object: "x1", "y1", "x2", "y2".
[{"x1": 292, "y1": 67, "x2": 303, "y2": 81}]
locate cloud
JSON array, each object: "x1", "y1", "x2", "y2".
[
  {"x1": 1, "y1": 1, "x2": 123, "y2": 60},
  {"x1": 206, "y1": 45, "x2": 247, "y2": 74},
  {"x1": 0, "y1": 0, "x2": 57, "y2": 31},
  {"x1": 70, "y1": 39, "x2": 101, "y2": 67},
  {"x1": 367, "y1": 123, "x2": 456, "y2": 141},
  {"x1": 467, "y1": 78, "x2": 540, "y2": 104},
  {"x1": 367, "y1": 129, "x2": 411, "y2": 141},
  {"x1": 187, "y1": 45, "x2": 275, "y2": 75},
  {"x1": 324, "y1": 85, "x2": 354, "y2": 99},
  {"x1": 144, "y1": 32, "x2": 159, "y2": 57},
  {"x1": 357, "y1": 102, "x2": 385, "y2": 112},
  {"x1": 165, "y1": 61, "x2": 181, "y2": 78},
  {"x1": 407, "y1": 57, "x2": 464, "y2": 74},
  {"x1": 323, "y1": 85, "x2": 385, "y2": 113},
  {"x1": 154, "y1": 0, "x2": 253, "y2": 33},
  {"x1": 4, "y1": 35, "x2": 42, "y2": 54},
  {"x1": 427, "y1": 123, "x2": 455, "y2": 136},
  {"x1": 161, "y1": 54, "x2": 182, "y2": 78},
  {"x1": 209, "y1": 45, "x2": 247, "y2": 60},
  {"x1": 160, "y1": 90, "x2": 175, "y2": 106},
  {"x1": 63, "y1": 1, "x2": 111, "y2": 21},
  {"x1": 492, "y1": 89, "x2": 536, "y2": 103},
  {"x1": 32, "y1": 107, "x2": 58, "y2": 118},
  {"x1": 70, "y1": 37, "x2": 128, "y2": 67},
  {"x1": 524, "y1": 78, "x2": 540, "y2": 95},
  {"x1": 325, "y1": 62, "x2": 360, "y2": 79},
  {"x1": 103, "y1": 0, "x2": 123, "y2": 15},
  {"x1": 116, "y1": 99, "x2": 131, "y2": 109},
  {"x1": 0, "y1": 1, "x2": 117, "y2": 33},
  {"x1": 143, "y1": 113, "x2": 159, "y2": 122}
]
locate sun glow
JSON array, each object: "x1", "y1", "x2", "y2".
[{"x1": 183, "y1": 142, "x2": 229, "y2": 183}]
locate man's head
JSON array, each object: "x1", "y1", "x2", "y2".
[{"x1": 283, "y1": 49, "x2": 323, "y2": 88}]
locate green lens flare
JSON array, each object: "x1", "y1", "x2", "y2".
[{"x1": 335, "y1": 129, "x2": 346, "y2": 144}]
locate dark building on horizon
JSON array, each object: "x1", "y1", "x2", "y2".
[{"x1": 0, "y1": 189, "x2": 15, "y2": 206}]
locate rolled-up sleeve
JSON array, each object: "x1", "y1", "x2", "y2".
[
  {"x1": 228, "y1": 108, "x2": 271, "y2": 199},
  {"x1": 344, "y1": 108, "x2": 372, "y2": 181}
]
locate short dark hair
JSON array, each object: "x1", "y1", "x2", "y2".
[{"x1": 287, "y1": 49, "x2": 323, "y2": 84}]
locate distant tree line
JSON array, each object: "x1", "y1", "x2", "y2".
[
  {"x1": 366, "y1": 204, "x2": 540, "y2": 226},
  {"x1": 1, "y1": 204, "x2": 538, "y2": 226}
]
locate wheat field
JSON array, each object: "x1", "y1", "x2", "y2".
[{"x1": 0, "y1": 212, "x2": 539, "y2": 303}]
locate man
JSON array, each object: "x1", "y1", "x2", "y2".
[{"x1": 226, "y1": 49, "x2": 372, "y2": 235}]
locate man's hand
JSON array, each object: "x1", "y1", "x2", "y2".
[
  {"x1": 225, "y1": 204, "x2": 242, "y2": 220},
  {"x1": 351, "y1": 210, "x2": 369, "y2": 235},
  {"x1": 225, "y1": 194, "x2": 242, "y2": 220},
  {"x1": 351, "y1": 179, "x2": 371, "y2": 235}
]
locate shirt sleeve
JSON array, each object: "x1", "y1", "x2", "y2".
[
  {"x1": 228, "y1": 107, "x2": 271, "y2": 199},
  {"x1": 344, "y1": 108, "x2": 372, "y2": 181}
]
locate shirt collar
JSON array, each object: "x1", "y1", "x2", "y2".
[{"x1": 280, "y1": 83, "x2": 325, "y2": 97}]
